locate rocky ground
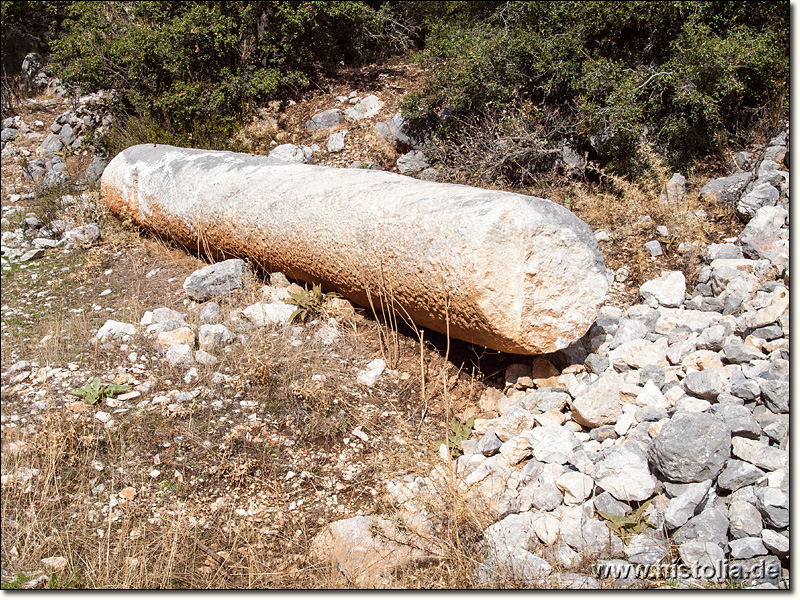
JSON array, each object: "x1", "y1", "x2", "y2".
[{"x1": 0, "y1": 62, "x2": 790, "y2": 589}]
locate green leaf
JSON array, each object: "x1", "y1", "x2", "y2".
[
  {"x1": 104, "y1": 384, "x2": 132, "y2": 396},
  {"x1": 598, "y1": 499, "x2": 654, "y2": 538},
  {"x1": 68, "y1": 378, "x2": 131, "y2": 405}
]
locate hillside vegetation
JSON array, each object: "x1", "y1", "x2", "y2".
[
  {"x1": 2, "y1": 0, "x2": 789, "y2": 180},
  {"x1": 0, "y1": 0, "x2": 790, "y2": 590}
]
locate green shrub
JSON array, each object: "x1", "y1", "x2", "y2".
[
  {"x1": 26, "y1": 0, "x2": 789, "y2": 179},
  {"x1": 404, "y1": 1, "x2": 789, "y2": 178},
  {"x1": 49, "y1": 1, "x2": 388, "y2": 151}
]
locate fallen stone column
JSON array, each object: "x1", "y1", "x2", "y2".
[{"x1": 101, "y1": 144, "x2": 609, "y2": 354}]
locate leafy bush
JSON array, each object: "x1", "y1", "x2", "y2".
[
  {"x1": 23, "y1": 0, "x2": 788, "y2": 178},
  {"x1": 404, "y1": 1, "x2": 789, "y2": 178},
  {"x1": 49, "y1": 1, "x2": 389, "y2": 150}
]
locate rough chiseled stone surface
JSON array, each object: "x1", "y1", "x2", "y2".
[{"x1": 102, "y1": 145, "x2": 609, "y2": 355}]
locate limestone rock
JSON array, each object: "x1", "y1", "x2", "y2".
[
  {"x1": 396, "y1": 150, "x2": 430, "y2": 175},
  {"x1": 379, "y1": 111, "x2": 431, "y2": 150},
  {"x1": 268, "y1": 143, "x2": 314, "y2": 163},
  {"x1": 63, "y1": 223, "x2": 100, "y2": 247},
  {"x1": 659, "y1": 173, "x2": 686, "y2": 205},
  {"x1": 570, "y1": 372, "x2": 622, "y2": 427},
  {"x1": 59, "y1": 122, "x2": 77, "y2": 146},
  {"x1": 683, "y1": 368, "x2": 725, "y2": 401},
  {"x1": 155, "y1": 326, "x2": 195, "y2": 352},
  {"x1": 625, "y1": 533, "x2": 669, "y2": 565},
  {"x1": 241, "y1": 301, "x2": 295, "y2": 327},
  {"x1": 744, "y1": 285, "x2": 788, "y2": 329},
  {"x1": 648, "y1": 412, "x2": 731, "y2": 483},
  {"x1": 705, "y1": 242, "x2": 743, "y2": 261},
  {"x1": 711, "y1": 404, "x2": 761, "y2": 438},
  {"x1": 716, "y1": 459, "x2": 765, "y2": 492},
  {"x1": 523, "y1": 388, "x2": 570, "y2": 413},
  {"x1": 678, "y1": 541, "x2": 725, "y2": 579},
  {"x1": 310, "y1": 515, "x2": 434, "y2": 588},
  {"x1": 492, "y1": 407, "x2": 535, "y2": 441},
  {"x1": 761, "y1": 529, "x2": 789, "y2": 555},
  {"x1": 644, "y1": 240, "x2": 662, "y2": 257},
  {"x1": 184, "y1": 259, "x2": 249, "y2": 302},
  {"x1": 96, "y1": 320, "x2": 136, "y2": 342},
  {"x1": 560, "y1": 517, "x2": 623, "y2": 556},
  {"x1": 38, "y1": 132, "x2": 63, "y2": 154},
  {"x1": 477, "y1": 428, "x2": 502, "y2": 456},
  {"x1": 143, "y1": 307, "x2": 187, "y2": 334},
  {"x1": 519, "y1": 482, "x2": 563, "y2": 512},
  {"x1": 759, "y1": 379, "x2": 789, "y2": 414},
  {"x1": 698, "y1": 172, "x2": 752, "y2": 204},
  {"x1": 594, "y1": 444, "x2": 656, "y2": 502},
  {"x1": 736, "y1": 182, "x2": 780, "y2": 220},
  {"x1": 673, "y1": 505, "x2": 730, "y2": 550},
  {"x1": 729, "y1": 537, "x2": 768, "y2": 560},
  {"x1": 532, "y1": 513, "x2": 561, "y2": 546},
  {"x1": 102, "y1": 144, "x2": 609, "y2": 355},
  {"x1": 594, "y1": 492, "x2": 631, "y2": 517},
  {"x1": 85, "y1": 155, "x2": 107, "y2": 184},
  {"x1": 639, "y1": 271, "x2": 686, "y2": 308},
  {"x1": 198, "y1": 324, "x2": 235, "y2": 353},
  {"x1": 728, "y1": 500, "x2": 763, "y2": 540},
  {"x1": 555, "y1": 471, "x2": 594, "y2": 505},
  {"x1": 528, "y1": 425, "x2": 581, "y2": 464},
  {"x1": 165, "y1": 343, "x2": 195, "y2": 368},
  {"x1": 305, "y1": 109, "x2": 342, "y2": 131},
  {"x1": 194, "y1": 349, "x2": 218, "y2": 365},
  {"x1": 663, "y1": 480, "x2": 712, "y2": 530},
  {"x1": 483, "y1": 511, "x2": 539, "y2": 550},
  {"x1": 357, "y1": 358, "x2": 386, "y2": 387},
  {"x1": 609, "y1": 319, "x2": 648, "y2": 349},
  {"x1": 327, "y1": 130, "x2": 347, "y2": 152},
  {"x1": 499, "y1": 434, "x2": 532, "y2": 465},
  {"x1": 343, "y1": 94, "x2": 384, "y2": 120},
  {"x1": 608, "y1": 339, "x2": 667, "y2": 371},
  {"x1": 731, "y1": 437, "x2": 787, "y2": 472},
  {"x1": 199, "y1": 302, "x2": 221, "y2": 324},
  {"x1": 1, "y1": 127, "x2": 19, "y2": 143},
  {"x1": 738, "y1": 206, "x2": 788, "y2": 261}
]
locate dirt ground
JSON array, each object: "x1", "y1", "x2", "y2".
[{"x1": 1, "y1": 61, "x2": 747, "y2": 589}]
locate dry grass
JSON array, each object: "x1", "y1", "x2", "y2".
[
  {"x1": 4, "y1": 77, "x2": 756, "y2": 591},
  {"x1": 1, "y1": 195, "x2": 501, "y2": 589},
  {"x1": 424, "y1": 113, "x2": 745, "y2": 296},
  {"x1": 559, "y1": 143, "x2": 744, "y2": 291},
  {"x1": 229, "y1": 118, "x2": 279, "y2": 155},
  {"x1": 1, "y1": 407, "x2": 333, "y2": 589},
  {"x1": 365, "y1": 130, "x2": 401, "y2": 168}
]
